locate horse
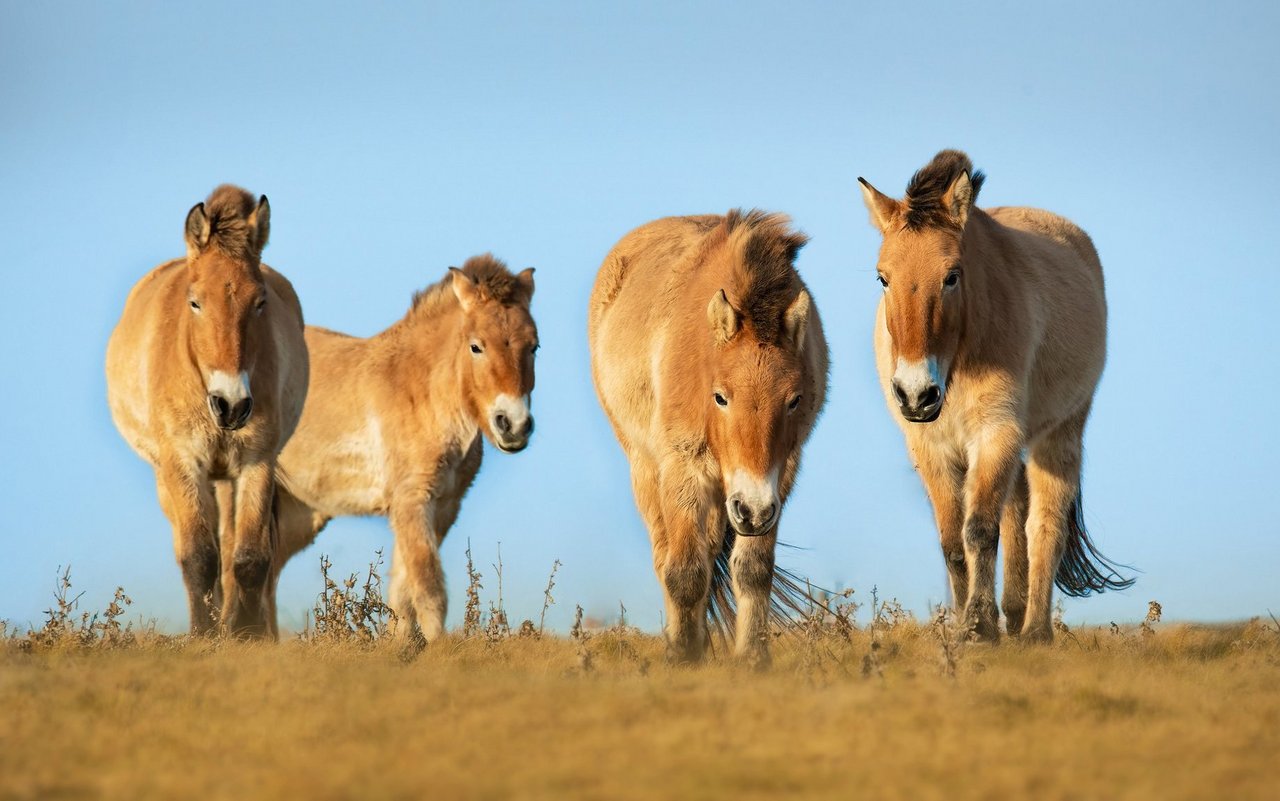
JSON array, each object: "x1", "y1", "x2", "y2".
[
  {"x1": 106, "y1": 185, "x2": 309, "y2": 637},
  {"x1": 269, "y1": 254, "x2": 537, "y2": 644},
  {"x1": 588, "y1": 210, "x2": 828, "y2": 666},
  {"x1": 858, "y1": 149, "x2": 1133, "y2": 643}
]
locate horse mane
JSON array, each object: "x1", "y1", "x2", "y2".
[
  {"x1": 410, "y1": 253, "x2": 528, "y2": 315},
  {"x1": 720, "y1": 209, "x2": 809, "y2": 342},
  {"x1": 903, "y1": 149, "x2": 986, "y2": 230},
  {"x1": 202, "y1": 184, "x2": 264, "y2": 261}
]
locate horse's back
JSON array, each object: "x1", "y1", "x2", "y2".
[
  {"x1": 987, "y1": 206, "x2": 1106, "y2": 431},
  {"x1": 105, "y1": 259, "x2": 188, "y2": 463},
  {"x1": 260, "y1": 263, "x2": 310, "y2": 442},
  {"x1": 589, "y1": 216, "x2": 718, "y2": 444}
]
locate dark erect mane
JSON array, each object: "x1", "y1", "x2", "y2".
[
  {"x1": 723, "y1": 209, "x2": 809, "y2": 342},
  {"x1": 203, "y1": 184, "x2": 263, "y2": 261},
  {"x1": 411, "y1": 253, "x2": 528, "y2": 312},
  {"x1": 903, "y1": 149, "x2": 986, "y2": 230}
]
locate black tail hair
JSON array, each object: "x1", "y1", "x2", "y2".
[
  {"x1": 706, "y1": 526, "x2": 814, "y2": 640},
  {"x1": 1054, "y1": 492, "x2": 1135, "y2": 596}
]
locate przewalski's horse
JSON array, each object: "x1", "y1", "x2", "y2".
[
  {"x1": 858, "y1": 150, "x2": 1132, "y2": 643},
  {"x1": 271, "y1": 254, "x2": 537, "y2": 644},
  {"x1": 106, "y1": 185, "x2": 308, "y2": 637},
  {"x1": 589, "y1": 211, "x2": 828, "y2": 666}
]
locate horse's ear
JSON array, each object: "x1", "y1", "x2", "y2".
[
  {"x1": 184, "y1": 202, "x2": 211, "y2": 258},
  {"x1": 450, "y1": 267, "x2": 478, "y2": 312},
  {"x1": 707, "y1": 289, "x2": 741, "y2": 344},
  {"x1": 784, "y1": 289, "x2": 811, "y2": 351},
  {"x1": 858, "y1": 177, "x2": 899, "y2": 233},
  {"x1": 942, "y1": 171, "x2": 975, "y2": 229},
  {"x1": 248, "y1": 195, "x2": 271, "y2": 253},
  {"x1": 516, "y1": 267, "x2": 535, "y2": 300}
]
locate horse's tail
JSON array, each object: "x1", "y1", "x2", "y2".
[
  {"x1": 1054, "y1": 490, "x2": 1135, "y2": 597},
  {"x1": 707, "y1": 527, "x2": 814, "y2": 639}
]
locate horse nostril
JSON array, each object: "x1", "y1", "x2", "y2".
[
  {"x1": 494, "y1": 412, "x2": 511, "y2": 435},
  {"x1": 762, "y1": 503, "x2": 777, "y2": 525},
  {"x1": 920, "y1": 385, "x2": 941, "y2": 408},
  {"x1": 731, "y1": 498, "x2": 746, "y2": 523},
  {"x1": 230, "y1": 397, "x2": 253, "y2": 428},
  {"x1": 892, "y1": 382, "x2": 909, "y2": 407},
  {"x1": 208, "y1": 394, "x2": 230, "y2": 422}
]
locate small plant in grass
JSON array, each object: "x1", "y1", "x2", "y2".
[
  {"x1": 306, "y1": 551, "x2": 396, "y2": 644},
  {"x1": 538, "y1": 559, "x2": 563, "y2": 637},
  {"x1": 22, "y1": 566, "x2": 138, "y2": 650},
  {"x1": 932, "y1": 604, "x2": 964, "y2": 679},
  {"x1": 462, "y1": 540, "x2": 484, "y2": 638}
]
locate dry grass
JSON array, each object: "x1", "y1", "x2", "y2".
[{"x1": 2, "y1": 563, "x2": 1278, "y2": 801}]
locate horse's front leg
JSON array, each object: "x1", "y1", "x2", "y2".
[
  {"x1": 222, "y1": 461, "x2": 276, "y2": 638},
  {"x1": 730, "y1": 527, "x2": 776, "y2": 669},
  {"x1": 916, "y1": 452, "x2": 967, "y2": 611},
  {"x1": 656, "y1": 469, "x2": 714, "y2": 665},
  {"x1": 388, "y1": 498, "x2": 446, "y2": 645},
  {"x1": 156, "y1": 459, "x2": 218, "y2": 635},
  {"x1": 962, "y1": 422, "x2": 1023, "y2": 642}
]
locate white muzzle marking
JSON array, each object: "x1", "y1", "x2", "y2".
[
  {"x1": 726, "y1": 466, "x2": 780, "y2": 531},
  {"x1": 208, "y1": 370, "x2": 251, "y2": 403},
  {"x1": 893, "y1": 356, "x2": 942, "y2": 400},
  {"x1": 490, "y1": 393, "x2": 531, "y2": 436}
]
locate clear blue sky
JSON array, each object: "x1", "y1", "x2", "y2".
[{"x1": 2, "y1": 2, "x2": 1277, "y2": 633}]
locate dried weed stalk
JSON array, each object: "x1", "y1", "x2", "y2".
[
  {"x1": 307, "y1": 551, "x2": 396, "y2": 644},
  {"x1": 538, "y1": 559, "x2": 563, "y2": 636},
  {"x1": 22, "y1": 566, "x2": 139, "y2": 650}
]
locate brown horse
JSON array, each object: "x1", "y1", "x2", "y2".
[
  {"x1": 858, "y1": 150, "x2": 1132, "y2": 643},
  {"x1": 270, "y1": 254, "x2": 537, "y2": 643},
  {"x1": 106, "y1": 185, "x2": 309, "y2": 637},
  {"x1": 589, "y1": 211, "x2": 828, "y2": 665}
]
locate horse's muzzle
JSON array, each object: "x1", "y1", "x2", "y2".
[{"x1": 209, "y1": 393, "x2": 253, "y2": 430}]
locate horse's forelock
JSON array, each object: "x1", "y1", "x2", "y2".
[
  {"x1": 411, "y1": 253, "x2": 529, "y2": 314},
  {"x1": 722, "y1": 211, "x2": 808, "y2": 343},
  {"x1": 903, "y1": 149, "x2": 986, "y2": 230},
  {"x1": 202, "y1": 184, "x2": 262, "y2": 262}
]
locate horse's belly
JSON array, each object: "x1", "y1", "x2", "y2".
[{"x1": 283, "y1": 421, "x2": 390, "y2": 517}]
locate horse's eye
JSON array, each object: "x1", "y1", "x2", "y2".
[
  {"x1": 255, "y1": 297, "x2": 267, "y2": 314},
  {"x1": 470, "y1": 343, "x2": 483, "y2": 355},
  {"x1": 876, "y1": 275, "x2": 888, "y2": 288},
  {"x1": 787, "y1": 395, "x2": 802, "y2": 412},
  {"x1": 944, "y1": 271, "x2": 960, "y2": 288},
  {"x1": 713, "y1": 392, "x2": 728, "y2": 408},
  {"x1": 189, "y1": 300, "x2": 201, "y2": 312},
  {"x1": 531, "y1": 343, "x2": 540, "y2": 354}
]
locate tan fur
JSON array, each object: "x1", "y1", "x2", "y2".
[
  {"x1": 106, "y1": 185, "x2": 308, "y2": 638},
  {"x1": 270, "y1": 255, "x2": 538, "y2": 643},
  {"x1": 588, "y1": 211, "x2": 828, "y2": 665},
  {"x1": 860, "y1": 150, "x2": 1129, "y2": 643}
]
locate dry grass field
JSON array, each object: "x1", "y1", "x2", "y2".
[{"x1": 2, "y1": 558, "x2": 1278, "y2": 801}]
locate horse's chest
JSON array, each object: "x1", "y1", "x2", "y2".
[
  {"x1": 906, "y1": 407, "x2": 974, "y2": 469},
  {"x1": 430, "y1": 436, "x2": 482, "y2": 501}
]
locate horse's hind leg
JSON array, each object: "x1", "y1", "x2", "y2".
[
  {"x1": 1000, "y1": 462, "x2": 1030, "y2": 636},
  {"x1": 266, "y1": 484, "x2": 329, "y2": 638},
  {"x1": 156, "y1": 461, "x2": 218, "y2": 635},
  {"x1": 1022, "y1": 411, "x2": 1087, "y2": 643}
]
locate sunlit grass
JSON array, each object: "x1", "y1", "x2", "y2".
[{"x1": 3, "y1": 560, "x2": 1278, "y2": 800}]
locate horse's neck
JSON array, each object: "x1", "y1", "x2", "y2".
[
  {"x1": 380, "y1": 303, "x2": 477, "y2": 441},
  {"x1": 959, "y1": 212, "x2": 1011, "y2": 355}
]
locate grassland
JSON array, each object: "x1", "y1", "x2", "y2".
[{"x1": 2, "y1": 565, "x2": 1278, "y2": 801}]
